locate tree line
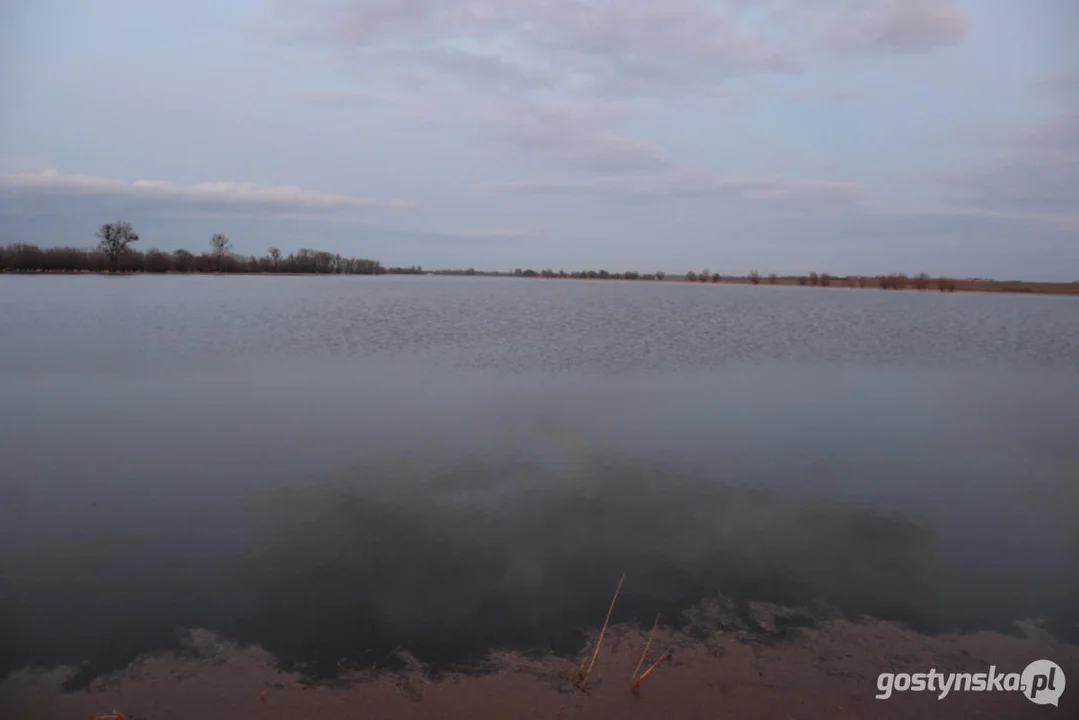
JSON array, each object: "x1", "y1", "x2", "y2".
[
  {"x1": 0, "y1": 222, "x2": 384, "y2": 275},
  {"x1": 503, "y1": 266, "x2": 960, "y2": 291},
  {"x1": 511, "y1": 268, "x2": 667, "y2": 280},
  {"x1": 0, "y1": 220, "x2": 982, "y2": 292}
]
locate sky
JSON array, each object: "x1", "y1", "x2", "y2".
[{"x1": 1, "y1": 0, "x2": 1076, "y2": 279}]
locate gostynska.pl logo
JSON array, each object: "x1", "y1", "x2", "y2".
[{"x1": 876, "y1": 659, "x2": 1065, "y2": 706}]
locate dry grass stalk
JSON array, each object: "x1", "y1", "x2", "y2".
[
  {"x1": 630, "y1": 613, "x2": 660, "y2": 684},
  {"x1": 631, "y1": 646, "x2": 674, "y2": 696},
  {"x1": 576, "y1": 573, "x2": 625, "y2": 691}
]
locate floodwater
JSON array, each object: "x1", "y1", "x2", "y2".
[{"x1": 0, "y1": 275, "x2": 1077, "y2": 688}]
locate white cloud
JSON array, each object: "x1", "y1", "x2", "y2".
[{"x1": 2, "y1": 169, "x2": 416, "y2": 211}]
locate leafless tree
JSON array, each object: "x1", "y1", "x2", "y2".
[
  {"x1": 97, "y1": 221, "x2": 139, "y2": 270},
  {"x1": 210, "y1": 233, "x2": 231, "y2": 257}
]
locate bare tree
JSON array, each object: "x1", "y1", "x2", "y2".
[
  {"x1": 268, "y1": 247, "x2": 281, "y2": 271},
  {"x1": 97, "y1": 221, "x2": 139, "y2": 270},
  {"x1": 749, "y1": 270, "x2": 760, "y2": 285},
  {"x1": 210, "y1": 233, "x2": 231, "y2": 257}
]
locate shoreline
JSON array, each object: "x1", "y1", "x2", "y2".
[
  {"x1": 2, "y1": 613, "x2": 1073, "y2": 719},
  {"x1": 3, "y1": 270, "x2": 1077, "y2": 296}
]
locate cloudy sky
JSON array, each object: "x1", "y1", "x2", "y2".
[{"x1": 1, "y1": 0, "x2": 1076, "y2": 278}]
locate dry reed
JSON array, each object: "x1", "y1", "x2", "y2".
[{"x1": 576, "y1": 573, "x2": 625, "y2": 691}]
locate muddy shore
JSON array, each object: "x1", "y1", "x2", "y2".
[{"x1": 3, "y1": 601, "x2": 1074, "y2": 720}]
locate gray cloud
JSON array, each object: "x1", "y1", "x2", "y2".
[
  {"x1": 278, "y1": 0, "x2": 801, "y2": 100},
  {"x1": 1037, "y1": 71, "x2": 1079, "y2": 103},
  {"x1": 829, "y1": 0, "x2": 966, "y2": 53},
  {"x1": 280, "y1": 1, "x2": 968, "y2": 187},
  {"x1": 765, "y1": 0, "x2": 966, "y2": 55},
  {"x1": 494, "y1": 171, "x2": 865, "y2": 204},
  {"x1": 444, "y1": 228, "x2": 531, "y2": 240},
  {"x1": 937, "y1": 113, "x2": 1079, "y2": 227},
  {"x1": 792, "y1": 86, "x2": 863, "y2": 105},
  {"x1": 295, "y1": 90, "x2": 361, "y2": 106},
  {"x1": 478, "y1": 100, "x2": 671, "y2": 174},
  {"x1": 425, "y1": 48, "x2": 553, "y2": 91},
  {"x1": 1, "y1": 170, "x2": 416, "y2": 211}
]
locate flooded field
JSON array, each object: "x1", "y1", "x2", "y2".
[{"x1": 1, "y1": 275, "x2": 1076, "y2": 716}]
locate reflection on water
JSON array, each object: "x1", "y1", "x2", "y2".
[{"x1": 0, "y1": 277, "x2": 1076, "y2": 687}]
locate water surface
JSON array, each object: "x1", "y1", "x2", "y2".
[{"x1": 1, "y1": 275, "x2": 1077, "y2": 686}]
